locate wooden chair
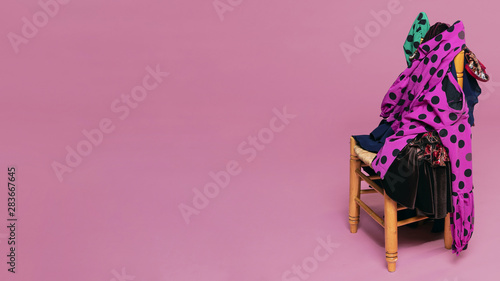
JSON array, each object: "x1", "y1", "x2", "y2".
[{"x1": 348, "y1": 50, "x2": 464, "y2": 272}]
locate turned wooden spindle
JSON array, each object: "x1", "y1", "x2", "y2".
[{"x1": 349, "y1": 137, "x2": 361, "y2": 233}]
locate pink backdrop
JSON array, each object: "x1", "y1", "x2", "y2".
[{"x1": 1, "y1": 0, "x2": 499, "y2": 280}]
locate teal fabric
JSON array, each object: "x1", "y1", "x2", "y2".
[{"x1": 404, "y1": 12, "x2": 430, "y2": 67}]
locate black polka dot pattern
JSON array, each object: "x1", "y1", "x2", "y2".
[
  {"x1": 374, "y1": 20, "x2": 473, "y2": 254},
  {"x1": 458, "y1": 140, "x2": 465, "y2": 148},
  {"x1": 450, "y1": 135, "x2": 457, "y2": 143},
  {"x1": 465, "y1": 153, "x2": 472, "y2": 161},
  {"x1": 464, "y1": 169, "x2": 472, "y2": 177},
  {"x1": 431, "y1": 96, "x2": 440, "y2": 104}
]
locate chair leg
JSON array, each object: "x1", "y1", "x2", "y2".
[
  {"x1": 349, "y1": 137, "x2": 361, "y2": 233},
  {"x1": 384, "y1": 191, "x2": 398, "y2": 272},
  {"x1": 444, "y1": 213, "x2": 452, "y2": 249}
]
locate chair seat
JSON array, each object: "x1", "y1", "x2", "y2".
[{"x1": 353, "y1": 145, "x2": 376, "y2": 167}]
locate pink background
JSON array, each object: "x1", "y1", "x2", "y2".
[{"x1": 1, "y1": 0, "x2": 499, "y2": 280}]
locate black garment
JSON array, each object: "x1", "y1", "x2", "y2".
[
  {"x1": 352, "y1": 120, "x2": 395, "y2": 153},
  {"x1": 381, "y1": 133, "x2": 453, "y2": 219}
]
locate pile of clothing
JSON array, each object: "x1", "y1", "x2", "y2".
[{"x1": 353, "y1": 12, "x2": 489, "y2": 254}]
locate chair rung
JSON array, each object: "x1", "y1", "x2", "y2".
[
  {"x1": 354, "y1": 166, "x2": 427, "y2": 229},
  {"x1": 355, "y1": 169, "x2": 383, "y2": 194},
  {"x1": 355, "y1": 196, "x2": 428, "y2": 228},
  {"x1": 354, "y1": 197, "x2": 384, "y2": 227},
  {"x1": 360, "y1": 189, "x2": 378, "y2": 194},
  {"x1": 397, "y1": 215, "x2": 428, "y2": 227}
]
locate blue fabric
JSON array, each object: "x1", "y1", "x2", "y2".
[
  {"x1": 463, "y1": 68, "x2": 481, "y2": 126},
  {"x1": 352, "y1": 119, "x2": 394, "y2": 153},
  {"x1": 450, "y1": 62, "x2": 481, "y2": 126}
]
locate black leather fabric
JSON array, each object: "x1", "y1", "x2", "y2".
[{"x1": 381, "y1": 136, "x2": 453, "y2": 219}]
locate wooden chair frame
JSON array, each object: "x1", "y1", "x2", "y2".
[{"x1": 348, "y1": 50, "x2": 464, "y2": 272}]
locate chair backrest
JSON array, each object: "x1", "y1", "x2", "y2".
[{"x1": 453, "y1": 50, "x2": 465, "y2": 89}]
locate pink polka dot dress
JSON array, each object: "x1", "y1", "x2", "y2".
[{"x1": 371, "y1": 21, "x2": 473, "y2": 254}]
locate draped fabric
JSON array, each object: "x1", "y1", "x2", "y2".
[{"x1": 371, "y1": 21, "x2": 474, "y2": 254}]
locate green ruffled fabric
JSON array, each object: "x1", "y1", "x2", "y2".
[{"x1": 404, "y1": 12, "x2": 430, "y2": 67}]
